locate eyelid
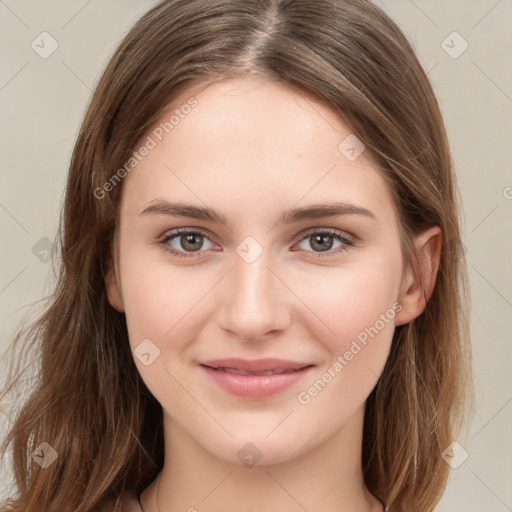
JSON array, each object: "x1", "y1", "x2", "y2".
[{"x1": 297, "y1": 226, "x2": 354, "y2": 244}]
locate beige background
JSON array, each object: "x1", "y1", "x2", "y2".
[{"x1": 0, "y1": 1, "x2": 511, "y2": 510}]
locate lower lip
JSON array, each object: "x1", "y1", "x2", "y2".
[{"x1": 200, "y1": 365, "x2": 314, "y2": 399}]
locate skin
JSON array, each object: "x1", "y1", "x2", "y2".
[{"x1": 106, "y1": 77, "x2": 441, "y2": 512}]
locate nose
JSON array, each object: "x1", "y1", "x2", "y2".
[{"x1": 217, "y1": 246, "x2": 293, "y2": 342}]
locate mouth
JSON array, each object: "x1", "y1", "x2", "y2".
[{"x1": 199, "y1": 358, "x2": 315, "y2": 399}]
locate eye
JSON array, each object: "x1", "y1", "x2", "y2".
[
  {"x1": 159, "y1": 228, "x2": 217, "y2": 258},
  {"x1": 293, "y1": 228, "x2": 354, "y2": 257},
  {"x1": 159, "y1": 227, "x2": 354, "y2": 259}
]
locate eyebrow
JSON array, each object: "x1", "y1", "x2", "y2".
[{"x1": 140, "y1": 199, "x2": 376, "y2": 227}]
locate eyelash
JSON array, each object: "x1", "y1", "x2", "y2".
[{"x1": 158, "y1": 227, "x2": 354, "y2": 259}]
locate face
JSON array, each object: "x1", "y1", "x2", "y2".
[{"x1": 106, "y1": 77, "x2": 429, "y2": 466}]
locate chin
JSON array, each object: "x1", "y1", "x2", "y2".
[{"x1": 202, "y1": 429, "x2": 312, "y2": 468}]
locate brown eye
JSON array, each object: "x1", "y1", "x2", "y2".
[
  {"x1": 160, "y1": 229, "x2": 216, "y2": 258},
  {"x1": 295, "y1": 229, "x2": 354, "y2": 257},
  {"x1": 178, "y1": 233, "x2": 204, "y2": 252},
  {"x1": 309, "y1": 233, "x2": 334, "y2": 252}
]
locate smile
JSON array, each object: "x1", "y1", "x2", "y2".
[{"x1": 199, "y1": 363, "x2": 315, "y2": 399}]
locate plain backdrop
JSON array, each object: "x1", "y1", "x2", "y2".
[{"x1": 0, "y1": 1, "x2": 511, "y2": 510}]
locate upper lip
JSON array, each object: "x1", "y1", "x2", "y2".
[{"x1": 200, "y1": 358, "x2": 314, "y2": 372}]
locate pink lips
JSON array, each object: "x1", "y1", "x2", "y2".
[{"x1": 200, "y1": 358, "x2": 314, "y2": 399}]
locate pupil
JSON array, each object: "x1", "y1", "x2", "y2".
[
  {"x1": 182, "y1": 234, "x2": 202, "y2": 251},
  {"x1": 312, "y1": 234, "x2": 332, "y2": 251}
]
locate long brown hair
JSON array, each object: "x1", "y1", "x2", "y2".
[{"x1": 0, "y1": 1, "x2": 473, "y2": 510}]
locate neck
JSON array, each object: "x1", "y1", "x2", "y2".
[{"x1": 140, "y1": 404, "x2": 384, "y2": 512}]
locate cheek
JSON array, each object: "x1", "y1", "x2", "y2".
[
  {"x1": 118, "y1": 247, "x2": 221, "y2": 394},
  {"x1": 292, "y1": 253, "x2": 402, "y2": 401},
  {"x1": 119, "y1": 242, "x2": 207, "y2": 337},
  {"x1": 297, "y1": 251, "x2": 402, "y2": 343},
  {"x1": 118, "y1": 249, "x2": 209, "y2": 406}
]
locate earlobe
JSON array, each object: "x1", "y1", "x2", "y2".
[
  {"x1": 105, "y1": 264, "x2": 124, "y2": 313},
  {"x1": 395, "y1": 226, "x2": 442, "y2": 326}
]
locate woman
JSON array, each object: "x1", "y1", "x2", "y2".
[{"x1": 0, "y1": 1, "x2": 473, "y2": 511}]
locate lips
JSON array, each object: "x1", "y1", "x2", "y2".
[{"x1": 199, "y1": 358, "x2": 315, "y2": 399}]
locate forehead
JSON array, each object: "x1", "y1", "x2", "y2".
[
  {"x1": 161, "y1": 77, "x2": 366, "y2": 163},
  {"x1": 120, "y1": 77, "x2": 398, "y2": 228}
]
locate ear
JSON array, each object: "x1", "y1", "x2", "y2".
[
  {"x1": 105, "y1": 260, "x2": 124, "y2": 313},
  {"x1": 394, "y1": 225, "x2": 442, "y2": 326}
]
